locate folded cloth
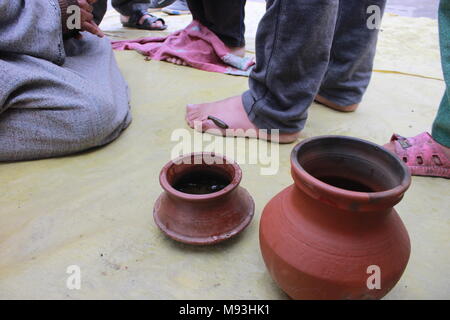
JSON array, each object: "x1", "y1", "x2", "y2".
[{"x1": 112, "y1": 21, "x2": 255, "y2": 76}]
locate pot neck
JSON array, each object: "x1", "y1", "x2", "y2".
[
  {"x1": 290, "y1": 136, "x2": 411, "y2": 213},
  {"x1": 166, "y1": 187, "x2": 238, "y2": 203},
  {"x1": 291, "y1": 166, "x2": 408, "y2": 213}
]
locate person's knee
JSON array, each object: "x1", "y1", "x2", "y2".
[
  {"x1": 68, "y1": 94, "x2": 131, "y2": 149},
  {"x1": 0, "y1": 96, "x2": 130, "y2": 161}
]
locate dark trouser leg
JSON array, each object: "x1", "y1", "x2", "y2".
[
  {"x1": 92, "y1": 0, "x2": 108, "y2": 25},
  {"x1": 111, "y1": 0, "x2": 150, "y2": 16},
  {"x1": 186, "y1": 0, "x2": 246, "y2": 47},
  {"x1": 318, "y1": 0, "x2": 386, "y2": 107},
  {"x1": 432, "y1": 0, "x2": 450, "y2": 148},
  {"x1": 93, "y1": 1, "x2": 154, "y2": 25},
  {"x1": 242, "y1": 0, "x2": 339, "y2": 133}
]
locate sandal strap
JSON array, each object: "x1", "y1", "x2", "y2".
[
  {"x1": 128, "y1": 10, "x2": 146, "y2": 25},
  {"x1": 141, "y1": 15, "x2": 165, "y2": 27},
  {"x1": 390, "y1": 133, "x2": 412, "y2": 149},
  {"x1": 128, "y1": 10, "x2": 165, "y2": 26}
]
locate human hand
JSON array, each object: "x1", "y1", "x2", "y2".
[{"x1": 75, "y1": 0, "x2": 104, "y2": 38}]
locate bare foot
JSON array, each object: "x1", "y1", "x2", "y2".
[
  {"x1": 315, "y1": 94, "x2": 359, "y2": 112},
  {"x1": 164, "y1": 46, "x2": 245, "y2": 66},
  {"x1": 186, "y1": 95, "x2": 300, "y2": 144},
  {"x1": 165, "y1": 57, "x2": 188, "y2": 66},
  {"x1": 120, "y1": 14, "x2": 164, "y2": 29}
]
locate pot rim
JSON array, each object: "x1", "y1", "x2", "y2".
[
  {"x1": 290, "y1": 135, "x2": 411, "y2": 205},
  {"x1": 159, "y1": 152, "x2": 242, "y2": 201}
]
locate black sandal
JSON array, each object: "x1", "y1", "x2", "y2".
[{"x1": 122, "y1": 10, "x2": 167, "y2": 31}]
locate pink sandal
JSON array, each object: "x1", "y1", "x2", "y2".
[{"x1": 386, "y1": 132, "x2": 450, "y2": 178}]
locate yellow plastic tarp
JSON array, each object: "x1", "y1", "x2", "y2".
[{"x1": 0, "y1": 2, "x2": 448, "y2": 299}]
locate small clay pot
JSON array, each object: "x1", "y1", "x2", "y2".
[
  {"x1": 260, "y1": 136, "x2": 412, "y2": 300},
  {"x1": 154, "y1": 153, "x2": 255, "y2": 245}
]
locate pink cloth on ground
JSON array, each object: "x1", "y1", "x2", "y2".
[{"x1": 112, "y1": 21, "x2": 255, "y2": 76}]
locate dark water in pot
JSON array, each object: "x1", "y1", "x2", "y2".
[{"x1": 173, "y1": 170, "x2": 231, "y2": 195}]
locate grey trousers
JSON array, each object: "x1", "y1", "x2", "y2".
[
  {"x1": 243, "y1": 0, "x2": 386, "y2": 133},
  {"x1": 0, "y1": 0, "x2": 131, "y2": 161}
]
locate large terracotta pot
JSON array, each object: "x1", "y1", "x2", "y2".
[
  {"x1": 154, "y1": 153, "x2": 254, "y2": 245},
  {"x1": 260, "y1": 136, "x2": 411, "y2": 300}
]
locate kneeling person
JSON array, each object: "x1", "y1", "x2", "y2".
[{"x1": 0, "y1": 0, "x2": 131, "y2": 161}]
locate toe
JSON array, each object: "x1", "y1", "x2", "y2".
[
  {"x1": 188, "y1": 111, "x2": 208, "y2": 123},
  {"x1": 152, "y1": 21, "x2": 163, "y2": 29},
  {"x1": 186, "y1": 104, "x2": 200, "y2": 128},
  {"x1": 190, "y1": 119, "x2": 210, "y2": 133},
  {"x1": 186, "y1": 117, "x2": 194, "y2": 128},
  {"x1": 186, "y1": 114, "x2": 198, "y2": 127},
  {"x1": 202, "y1": 120, "x2": 226, "y2": 136},
  {"x1": 201, "y1": 119, "x2": 216, "y2": 131},
  {"x1": 186, "y1": 111, "x2": 199, "y2": 121},
  {"x1": 185, "y1": 111, "x2": 197, "y2": 128},
  {"x1": 186, "y1": 103, "x2": 200, "y2": 113}
]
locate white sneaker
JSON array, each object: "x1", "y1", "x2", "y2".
[
  {"x1": 162, "y1": 0, "x2": 190, "y2": 15},
  {"x1": 149, "y1": 0, "x2": 176, "y2": 9}
]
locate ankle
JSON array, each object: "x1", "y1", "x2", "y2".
[
  {"x1": 315, "y1": 94, "x2": 359, "y2": 112},
  {"x1": 271, "y1": 131, "x2": 300, "y2": 144},
  {"x1": 227, "y1": 46, "x2": 246, "y2": 58}
]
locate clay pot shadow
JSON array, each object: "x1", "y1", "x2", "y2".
[{"x1": 161, "y1": 228, "x2": 249, "y2": 254}]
